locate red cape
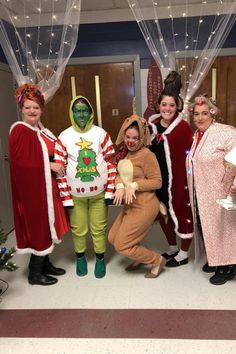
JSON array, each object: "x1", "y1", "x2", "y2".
[{"x1": 9, "y1": 122, "x2": 68, "y2": 254}]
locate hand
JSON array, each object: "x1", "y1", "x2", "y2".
[
  {"x1": 113, "y1": 189, "x2": 125, "y2": 206},
  {"x1": 50, "y1": 162, "x2": 65, "y2": 176},
  {"x1": 230, "y1": 185, "x2": 236, "y2": 195},
  {"x1": 125, "y1": 187, "x2": 136, "y2": 205}
]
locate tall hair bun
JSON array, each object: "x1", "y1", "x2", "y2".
[{"x1": 163, "y1": 70, "x2": 182, "y2": 97}]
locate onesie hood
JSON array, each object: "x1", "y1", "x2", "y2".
[
  {"x1": 69, "y1": 95, "x2": 94, "y2": 133},
  {"x1": 116, "y1": 114, "x2": 151, "y2": 151}
]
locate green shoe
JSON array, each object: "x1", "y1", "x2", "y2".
[
  {"x1": 94, "y1": 258, "x2": 106, "y2": 278},
  {"x1": 76, "y1": 256, "x2": 87, "y2": 276}
]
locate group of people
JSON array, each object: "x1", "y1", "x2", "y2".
[{"x1": 8, "y1": 71, "x2": 236, "y2": 288}]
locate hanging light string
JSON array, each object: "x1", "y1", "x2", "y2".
[
  {"x1": 23, "y1": 0, "x2": 28, "y2": 77},
  {"x1": 183, "y1": 0, "x2": 204, "y2": 100},
  {"x1": 41, "y1": 0, "x2": 56, "y2": 92},
  {"x1": 35, "y1": 0, "x2": 42, "y2": 74},
  {"x1": 0, "y1": 0, "x2": 81, "y2": 102},
  {"x1": 1, "y1": 1, "x2": 24, "y2": 80},
  {"x1": 187, "y1": 0, "x2": 234, "y2": 103},
  {"x1": 183, "y1": 0, "x2": 189, "y2": 91},
  {"x1": 128, "y1": 0, "x2": 236, "y2": 104},
  {"x1": 152, "y1": 1, "x2": 169, "y2": 67},
  {"x1": 168, "y1": 1, "x2": 177, "y2": 57},
  {"x1": 130, "y1": 1, "x2": 165, "y2": 68}
]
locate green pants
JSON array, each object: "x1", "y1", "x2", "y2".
[{"x1": 69, "y1": 192, "x2": 108, "y2": 254}]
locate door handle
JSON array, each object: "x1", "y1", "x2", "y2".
[{"x1": 0, "y1": 154, "x2": 8, "y2": 161}]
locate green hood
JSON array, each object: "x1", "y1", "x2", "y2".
[{"x1": 69, "y1": 95, "x2": 94, "y2": 133}]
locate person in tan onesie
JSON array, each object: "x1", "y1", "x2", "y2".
[{"x1": 108, "y1": 114, "x2": 166, "y2": 278}]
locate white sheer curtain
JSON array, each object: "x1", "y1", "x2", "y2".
[
  {"x1": 0, "y1": 0, "x2": 81, "y2": 102},
  {"x1": 128, "y1": 0, "x2": 236, "y2": 104}
]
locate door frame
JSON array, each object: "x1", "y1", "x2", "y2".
[
  {"x1": 68, "y1": 54, "x2": 142, "y2": 115},
  {"x1": 0, "y1": 62, "x2": 19, "y2": 233}
]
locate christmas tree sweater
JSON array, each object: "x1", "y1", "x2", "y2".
[{"x1": 54, "y1": 96, "x2": 116, "y2": 199}]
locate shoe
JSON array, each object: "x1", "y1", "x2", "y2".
[
  {"x1": 44, "y1": 256, "x2": 66, "y2": 276},
  {"x1": 94, "y1": 258, "x2": 106, "y2": 278},
  {"x1": 209, "y1": 266, "x2": 235, "y2": 285},
  {"x1": 166, "y1": 257, "x2": 188, "y2": 267},
  {"x1": 28, "y1": 274, "x2": 58, "y2": 286},
  {"x1": 125, "y1": 262, "x2": 143, "y2": 271},
  {"x1": 162, "y1": 251, "x2": 178, "y2": 260},
  {"x1": 202, "y1": 262, "x2": 216, "y2": 273},
  {"x1": 76, "y1": 256, "x2": 88, "y2": 276},
  {"x1": 145, "y1": 256, "x2": 166, "y2": 278},
  {"x1": 28, "y1": 255, "x2": 58, "y2": 285}
]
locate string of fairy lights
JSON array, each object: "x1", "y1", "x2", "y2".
[
  {"x1": 1, "y1": 0, "x2": 235, "y2": 102},
  {"x1": 128, "y1": 0, "x2": 236, "y2": 102},
  {"x1": 1, "y1": 0, "x2": 81, "y2": 89}
]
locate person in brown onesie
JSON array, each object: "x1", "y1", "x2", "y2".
[{"x1": 108, "y1": 114, "x2": 166, "y2": 278}]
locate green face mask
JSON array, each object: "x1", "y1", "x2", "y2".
[{"x1": 73, "y1": 103, "x2": 90, "y2": 129}]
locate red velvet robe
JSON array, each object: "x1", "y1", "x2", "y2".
[
  {"x1": 9, "y1": 121, "x2": 69, "y2": 255},
  {"x1": 149, "y1": 113, "x2": 194, "y2": 238}
]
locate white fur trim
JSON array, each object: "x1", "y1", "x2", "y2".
[
  {"x1": 162, "y1": 115, "x2": 193, "y2": 239},
  {"x1": 10, "y1": 121, "x2": 40, "y2": 134},
  {"x1": 164, "y1": 113, "x2": 183, "y2": 135},
  {"x1": 37, "y1": 131, "x2": 58, "y2": 243},
  {"x1": 10, "y1": 121, "x2": 60, "y2": 245},
  {"x1": 16, "y1": 244, "x2": 56, "y2": 256},
  {"x1": 62, "y1": 199, "x2": 74, "y2": 207},
  {"x1": 116, "y1": 183, "x2": 125, "y2": 190},
  {"x1": 148, "y1": 114, "x2": 160, "y2": 141}
]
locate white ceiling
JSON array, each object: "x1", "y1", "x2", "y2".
[{"x1": 0, "y1": 0, "x2": 236, "y2": 25}]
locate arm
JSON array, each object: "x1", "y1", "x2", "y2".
[
  {"x1": 101, "y1": 132, "x2": 117, "y2": 200},
  {"x1": 123, "y1": 150, "x2": 162, "y2": 205},
  {"x1": 134, "y1": 150, "x2": 162, "y2": 192},
  {"x1": 54, "y1": 138, "x2": 73, "y2": 207},
  {"x1": 50, "y1": 162, "x2": 65, "y2": 176}
]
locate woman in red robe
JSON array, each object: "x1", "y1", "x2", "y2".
[
  {"x1": 148, "y1": 71, "x2": 193, "y2": 267},
  {"x1": 9, "y1": 83, "x2": 71, "y2": 286}
]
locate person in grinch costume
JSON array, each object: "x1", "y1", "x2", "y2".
[{"x1": 55, "y1": 96, "x2": 116, "y2": 278}]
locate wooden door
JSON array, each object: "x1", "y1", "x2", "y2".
[
  {"x1": 0, "y1": 64, "x2": 17, "y2": 233},
  {"x1": 42, "y1": 62, "x2": 135, "y2": 142}
]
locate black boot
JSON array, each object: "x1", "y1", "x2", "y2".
[
  {"x1": 43, "y1": 255, "x2": 66, "y2": 276},
  {"x1": 28, "y1": 255, "x2": 58, "y2": 286},
  {"x1": 209, "y1": 265, "x2": 235, "y2": 285}
]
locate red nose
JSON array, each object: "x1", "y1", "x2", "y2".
[{"x1": 127, "y1": 141, "x2": 136, "y2": 147}]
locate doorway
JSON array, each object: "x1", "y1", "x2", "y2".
[
  {"x1": 0, "y1": 63, "x2": 17, "y2": 233},
  {"x1": 42, "y1": 55, "x2": 141, "y2": 142}
]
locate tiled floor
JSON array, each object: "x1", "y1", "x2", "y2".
[{"x1": 1, "y1": 206, "x2": 236, "y2": 353}]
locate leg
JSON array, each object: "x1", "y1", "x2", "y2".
[
  {"x1": 69, "y1": 196, "x2": 89, "y2": 253},
  {"x1": 89, "y1": 192, "x2": 107, "y2": 254},
  {"x1": 166, "y1": 238, "x2": 192, "y2": 267},
  {"x1": 89, "y1": 192, "x2": 108, "y2": 278},
  {"x1": 113, "y1": 207, "x2": 161, "y2": 265},
  {"x1": 43, "y1": 255, "x2": 66, "y2": 276},
  {"x1": 108, "y1": 211, "x2": 142, "y2": 271},
  {"x1": 158, "y1": 213, "x2": 178, "y2": 259},
  {"x1": 209, "y1": 265, "x2": 235, "y2": 285},
  {"x1": 69, "y1": 196, "x2": 89, "y2": 276},
  {"x1": 108, "y1": 212, "x2": 123, "y2": 245},
  {"x1": 28, "y1": 254, "x2": 57, "y2": 286}
]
